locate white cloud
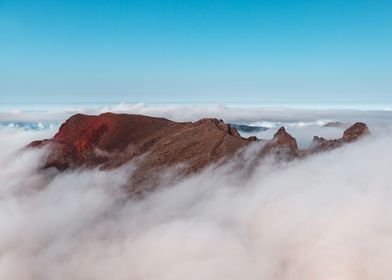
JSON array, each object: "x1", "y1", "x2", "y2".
[{"x1": 0, "y1": 109, "x2": 391, "y2": 279}]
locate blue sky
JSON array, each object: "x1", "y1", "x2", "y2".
[{"x1": 1, "y1": 0, "x2": 391, "y2": 105}]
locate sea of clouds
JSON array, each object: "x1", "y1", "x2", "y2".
[{"x1": 1, "y1": 104, "x2": 392, "y2": 280}]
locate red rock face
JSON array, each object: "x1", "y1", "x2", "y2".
[
  {"x1": 28, "y1": 113, "x2": 369, "y2": 190},
  {"x1": 29, "y1": 114, "x2": 254, "y2": 188},
  {"x1": 29, "y1": 113, "x2": 177, "y2": 170}
]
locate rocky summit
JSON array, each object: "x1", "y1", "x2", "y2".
[{"x1": 29, "y1": 113, "x2": 369, "y2": 191}]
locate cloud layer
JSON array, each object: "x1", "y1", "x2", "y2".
[
  {"x1": 2, "y1": 103, "x2": 392, "y2": 124},
  {"x1": 0, "y1": 108, "x2": 392, "y2": 280}
]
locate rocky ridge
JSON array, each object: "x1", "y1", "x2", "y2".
[{"x1": 29, "y1": 113, "x2": 369, "y2": 190}]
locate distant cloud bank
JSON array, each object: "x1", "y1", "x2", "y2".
[{"x1": 1, "y1": 103, "x2": 392, "y2": 124}]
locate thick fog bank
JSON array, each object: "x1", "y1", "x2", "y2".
[{"x1": 1, "y1": 121, "x2": 392, "y2": 280}]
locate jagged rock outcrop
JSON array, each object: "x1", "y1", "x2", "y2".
[
  {"x1": 28, "y1": 113, "x2": 369, "y2": 190},
  {"x1": 271, "y1": 127, "x2": 298, "y2": 153},
  {"x1": 342, "y1": 122, "x2": 369, "y2": 142},
  {"x1": 310, "y1": 136, "x2": 341, "y2": 152},
  {"x1": 251, "y1": 126, "x2": 300, "y2": 161},
  {"x1": 310, "y1": 122, "x2": 369, "y2": 153}
]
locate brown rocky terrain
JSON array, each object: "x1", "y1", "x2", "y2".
[
  {"x1": 310, "y1": 122, "x2": 369, "y2": 153},
  {"x1": 28, "y1": 113, "x2": 369, "y2": 191}
]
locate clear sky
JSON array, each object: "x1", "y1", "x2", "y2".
[{"x1": 1, "y1": 0, "x2": 391, "y2": 105}]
